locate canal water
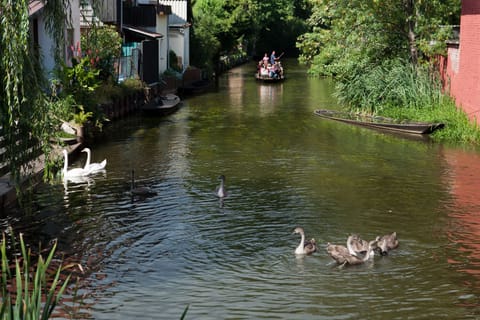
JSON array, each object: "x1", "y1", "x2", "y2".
[{"x1": 7, "y1": 59, "x2": 480, "y2": 319}]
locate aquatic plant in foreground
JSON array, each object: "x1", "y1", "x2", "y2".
[{"x1": 0, "y1": 232, "x2": 71, "y2": 320}]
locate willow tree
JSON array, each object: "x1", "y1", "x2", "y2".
[{"x1": 0, "y1": 0, "x2": 74, "y2": 194}]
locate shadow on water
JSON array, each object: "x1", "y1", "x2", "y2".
[{"x1": 5, "y1": 59, "x2": 480, "y2": 319}]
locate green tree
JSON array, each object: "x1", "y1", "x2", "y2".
[
  {"x1": 191, "y1": 0, "x2": 312, "y2": 71},
  {"x1": 297, "y1": 0, "x2": 461, "y2": 77}
]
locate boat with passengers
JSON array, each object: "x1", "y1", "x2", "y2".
[{"x1": 255, "y1": 51, "x2": 285, "y2": 82}]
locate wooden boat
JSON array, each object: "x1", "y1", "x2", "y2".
[
  {"x1": 255, "y1": 61, "x2": 285, "y2": 82},
  {"x1": 313, "y1": 109, "x2": 445, "y2": 135},
  {"x1": 255, "y1": 73, "x2": 285, "y2": 82},
  {"x1": 141, "y1": 94, "x2": 181, "y2": 116}
]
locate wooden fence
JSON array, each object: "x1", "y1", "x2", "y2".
[{"x1": 0, "y1": 126, "x2": 43, "y2": 178}]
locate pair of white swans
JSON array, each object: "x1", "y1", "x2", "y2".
[{"x1": 62, "y1": 148, "x2": 107, "y2": 179}]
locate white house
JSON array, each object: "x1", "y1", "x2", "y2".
[
  {"x1": 138, "y1": 0, "x2": 191, "y2": 71},
  {"x1": 28, "y1": 0, "x2": 81, "y2": 78}
]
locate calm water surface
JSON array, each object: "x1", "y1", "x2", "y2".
[{"x1": 7, "y1": 60, "x2": 480, "y2": 319}]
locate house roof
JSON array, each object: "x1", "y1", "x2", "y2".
[
  {"x1": 29, "y1": 0, "x2": 44, "y2": 16},
  {"x1": 123, "y1": 25, "x2": 163, "y2": 39}
]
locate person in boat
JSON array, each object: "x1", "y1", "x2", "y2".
[
  {"x1": 270, "y1": 50, "x2": 281, "y2": 65},
  {"x1": 272, "y1": 63, "x2": 281, "y2": 78},
  {"x1": 276, "y1": 61, "x2": 284, "y2": 78},
  {"x1": 260, "y1": 64, "x2": 269, "y2": 77},
  {"x1": 268, "y1": 63, "x2": 278, "y2": 79},
  {"x1": 262, "y1": 53, "x2": 269, "y2": 68}
]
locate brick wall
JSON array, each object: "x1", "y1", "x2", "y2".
[{"x1": 443, "y1": 0, "x2": 480, "y2": 123}]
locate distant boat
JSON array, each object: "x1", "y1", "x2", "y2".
[
  {"x1": 255, "y1": 61, "x2": 285, "y2": 83},
  {"x1": 314, "y1": 109, "x2": 445, "y2": 135},
  {"x1": 141, "y1": 94, "x2": 182, "y2": 116}
]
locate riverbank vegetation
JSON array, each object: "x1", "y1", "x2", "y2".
[
  {"x1": 296, "y1": 0, "x2": 480, "y2": 144},
  {"x1": 1, "y1": 1, "x2": 143, "y2": 185},
  {"x1": 191, "y1": 0, "x2": 312, "y2": 73}
]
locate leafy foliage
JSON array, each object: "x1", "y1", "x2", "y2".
[
  {"x1": 297, "y1": 0, "x2": 461, "y2": 77},
  {"x1": 191, "y1": 0, "x2": 312, "y2": 71},
  {"x1": 81, "y1": 25, "x2": 122, "y2": 81},
  {"x1": 56, "y1": 56, "x2": 101, "y2": 112},
  {"x1": 296, "y1": 1, "x2": 480, "y2": 144},
  {"x1": 0, "y1": 0, "x2": 67, "y2": 188}
]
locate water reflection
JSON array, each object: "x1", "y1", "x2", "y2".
[
  {"x1": 258, "y1": 83, "x2": 283, "y2": 115},
  {"x1": 443, "y1": 147, "x2": 480, "y2": 302}
]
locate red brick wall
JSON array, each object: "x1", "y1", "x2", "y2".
[{"x1": 443, "y1": 0, "x2": 480, "y2": 123}]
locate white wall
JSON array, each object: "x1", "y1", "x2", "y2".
[
  {"x1": 36, "y1": 14, "x2": 56, "y2": 77},
  {"x1": 33, "y1": 0, "x2": 81, "y2": 79},
  {"x1": 159, "y1": 0, "x2": 190, "y2": 70},
  {"x1": 156, "y1": 14, "x2": 169, "y2": 73}
]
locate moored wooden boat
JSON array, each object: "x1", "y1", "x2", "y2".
[
  {"x1": 314, "y1": 109, "x2": 445, "y2": 135},
  {"x1": 141, "y1": 94, "x2": 181, "y2": 116}
]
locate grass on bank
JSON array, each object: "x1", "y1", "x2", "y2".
[
  {"x1": 335, "y1": 58, "x2": 480, "y2": 144},
  {"x1": 0, "y1": 232, "x2": 71, "y2": 320}
]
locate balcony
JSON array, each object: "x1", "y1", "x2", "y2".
[{"x1": 123, "y1": 5, "x2": 156, "y2": 27}]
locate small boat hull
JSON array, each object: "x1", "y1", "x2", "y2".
[
  {"x1": 314, "y1": 109, "x2": 445, "y2": 135},
  {"x1": 141, "y1": 94, "x2": 181, "y2": 116},
  {"x1": 255, "y1": 73, "x2": 285, "y2": 83}
]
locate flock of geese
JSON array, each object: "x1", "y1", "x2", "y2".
[
  {"x1": 294, "y1": 226, "x2": 399, "y2": 267},
  {"x1": 62, "y1": 148, "x2": 156, "y2": 197},
  {"x1": 215, "y1": 175, "x2": 399, "y2": 267}
]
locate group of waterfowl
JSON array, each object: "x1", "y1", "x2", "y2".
[
  {"x1": 62, "y1": 148, "x2": 107, "y2": 179},
  {"x1": 63, "y1": 148, "x2": 158, "y2": 198},
  {"x1": 215, "y1": 175, "x2": 399, "y2": 267},
  {"x1": 293, "y1": 226, "x2": 399, "y2": 267}
]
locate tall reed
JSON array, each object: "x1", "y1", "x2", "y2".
[
  {"x1": 0, "y1": 232, "x2": 71, "y2": 320},
  {"x1": 335, "y1": 58, "x2": 480, "y2": 144}
]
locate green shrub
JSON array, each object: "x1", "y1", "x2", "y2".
[
  {"x1": 119, "y1": 78, "x2": 145, "y2": 96},
  {"x1": 81, "y1": 25, "x2": 122, "y2": 81}
]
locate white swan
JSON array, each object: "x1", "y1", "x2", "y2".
[
  {"x1": 130, "y1": 169, "x2": 157, "y2": 197},
  {"x1": 292, "y1": 227, "x2": 317, "y2": 255},
  {"x1": 62, "y1": 149, "x2": 90, "y2": 178},
  {"x1": 216, "y1": 175, "x2": 227, "y2": 198},
  {"x1": 82, "y1": 147, "x2": 106, "y2": 173}
]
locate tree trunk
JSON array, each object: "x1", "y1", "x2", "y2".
[{"x1": 405, "y1": 0, "x2": 418, "y2": 65}]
